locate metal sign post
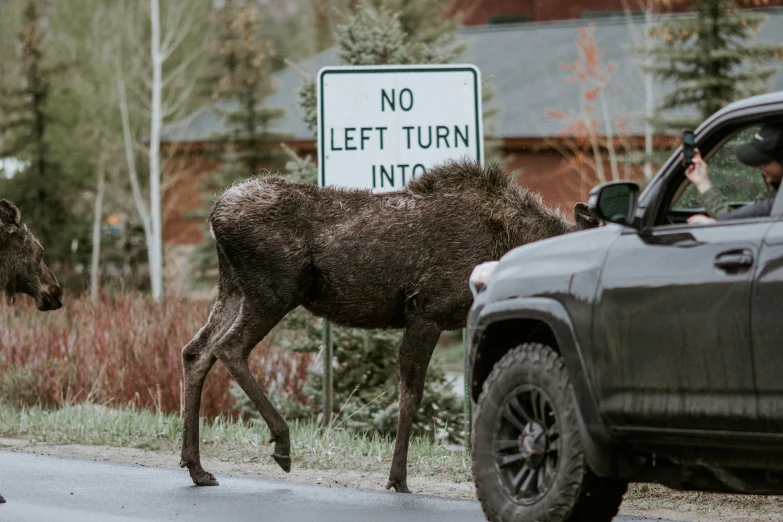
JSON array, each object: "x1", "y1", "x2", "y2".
[
  {"x1": 463, "y1": 328, "x2": 473, "y2": 451},
  {"x1": 322, "y1": 320, "x2": 333, "y2": 426}
]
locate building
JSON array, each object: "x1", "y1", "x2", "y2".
[
  {"x1": 159, "y1": 9, "x2": 783, "y2": 288},
  {"x1": 449, "y1": 0, "x2": 783, "y2": 25}
]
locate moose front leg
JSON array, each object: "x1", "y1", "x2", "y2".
[
  {"x1": 1, "y1": 493, "x2": 5, "y2": 503},
  {"x1": 386, "y1": 319, "x2": 441, "y2": 493}
]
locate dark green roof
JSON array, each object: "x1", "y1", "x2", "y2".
[{"x1": 161, "y1": 12, "x2": 783, "y2": 143}]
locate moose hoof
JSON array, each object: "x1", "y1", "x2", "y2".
[
  {"x1": 0, "y1": 493, "x2": 6, "y2": 504},
  {"x1": 180, "y1": 459, "x2": 219, "y2": 486},
  {"x1": 193, "y1": 472, "x2": 219, "y2": 487},
  {"x1": 273, "y1": 454, "x2": 291, "y2": 473},
  {"x1": 385, "y1": 479, "x2": 411, "y2": 493},
  {"x1": 188, "y1": 468, "x2": 219, "y2": 487}
]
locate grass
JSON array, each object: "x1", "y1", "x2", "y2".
[{"x1": 0, "y1": 402, "x2": 472, "y2": 482}]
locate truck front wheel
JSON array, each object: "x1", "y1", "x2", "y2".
[{"x1": 472, "y1": 343, "x2": 627, "y2": 522}]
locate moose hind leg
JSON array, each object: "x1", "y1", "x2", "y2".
[
  {"x1": 180, "y1": 329, "x2": 218, "y2": 486},
  {"x1": 180, "y1": 277, "x2": 244, "y2": 487},
  {"x1": 222, "y1": 355, "x2": 292, "y2": 472},
  {"x1": 386, "y1": 319, "x2": 441, "y2": 493},
  {"x1": 218, "y1": 299, "x2": 296, "y2": 473}
]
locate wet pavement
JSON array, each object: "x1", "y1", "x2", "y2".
[{"x1": 0, "y1": 451, "x2": 679, "y2": 522}]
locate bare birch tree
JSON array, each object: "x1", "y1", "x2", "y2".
[
  {"x1": 148, "y1": 0, "x2": 164, "y2": 300},
  {"x1": 117, "y1": 64, "x2": 153, "y2": 281},
  {"x1": 90, "y1": 156, "x2": 106, "y2": 300},
  {"x1": 84, "y1": 2, "x2": 128, "y2": 300},
  {"x1": 547, "y1": 22, "x2": 631, "y2": 191},
  {"x1": 622, "y1": 0, "x2": 661, "y2": 181},
  {"x1": 52, "y1": 0, "x2": 128, "y2": 298},
  {"x1": 112, "y1": 0, "x2": 208, "y2": 300}
]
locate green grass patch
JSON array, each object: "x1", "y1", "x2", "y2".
[{"x1": 0, "y1": 402, "x2": 471, "y2": 482}]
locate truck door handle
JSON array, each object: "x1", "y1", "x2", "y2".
[{"x1": 714, "y1": 250, "x2": 754, "y2": 270}]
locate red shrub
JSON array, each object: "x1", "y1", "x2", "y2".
[{"x1": 0, "y1": 292, "x2": 312, "y2": 417}]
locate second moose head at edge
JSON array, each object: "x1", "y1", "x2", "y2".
[{"x1": 0, "y1": 199, "x2": 62, "y2": 312}]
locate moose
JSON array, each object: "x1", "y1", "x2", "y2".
[
  {"x1": 0, "y1": 199, "x2": 63, "y2": 504},
  {"x1": 179, "y1": 160, "x2": 598, "y2": 493}
]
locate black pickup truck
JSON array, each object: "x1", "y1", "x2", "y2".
[{"x1": 466, "y1": 91, "x2": 783, "y2": 522}]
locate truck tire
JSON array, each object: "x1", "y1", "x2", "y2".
[{"x1": 472, "y1": 343, "x2": 626, "y2": 522}]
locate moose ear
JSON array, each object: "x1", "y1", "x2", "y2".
[
  {"x1": 574, "y1": 202, "x2": 600, "y2": 230},
  {"x1": 0, "y1": 200, "x2": 22, "y2": 234}
]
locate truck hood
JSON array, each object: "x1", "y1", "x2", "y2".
[{"x1": 485, "y1": 224, "x2": 623, "y2": 300}]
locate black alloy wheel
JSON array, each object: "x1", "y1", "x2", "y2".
[{"x1": 493, "y1": 384, "x2": 559, "y2": 505}]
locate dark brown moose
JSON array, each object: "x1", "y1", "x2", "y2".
[
  {"x1": 0, "y1": 199, "x2": 63, "y2": 504},
  {"x1": 179, "y1": 160, "x2": 598, "y2": 493}
]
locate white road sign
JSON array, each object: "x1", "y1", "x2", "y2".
[{"x1": 317, "y1": 65, "x2": 483, "y2": 191}]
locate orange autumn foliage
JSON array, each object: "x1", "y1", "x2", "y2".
[{"x1": 545, "y1": 22, "x2": 637, "y2": 197}]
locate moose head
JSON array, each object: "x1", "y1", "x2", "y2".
[
  {"x1": 0, "y1": 200, "x2": 62, "y2": 311},
  {"x1": 573, "y1": 201, "x2": 602, "y2": 230}
]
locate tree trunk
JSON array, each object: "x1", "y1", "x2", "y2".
[
  {"x1": 149, "y1": 0, "x2": 164, "y2": 301},
  {"x1": 582, "y1": 102, "x2": 606, "y2": 184},
  {"x1": 90, "y1": 159, "x2": 106, "y2": 301},
  {"x1": 644, "y1": 3, "x2": 654, "y2": 181},
  {"x1": 117, "y1": 65, "x2": 156, "y2": 297},
  {"x1": 598, "y1": 88, "x2": 620, "y2": 181}
]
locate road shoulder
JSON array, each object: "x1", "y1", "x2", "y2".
[{"x1": 2, "y1": 437, "x2": 781, "y2": 521}]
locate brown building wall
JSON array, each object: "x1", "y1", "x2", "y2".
[
  {"x1": 536, "y1": 0, "x2": 636, "y2": 21},
  {"x1": 453, "y1": 0, "x2": 783, "y2": 25},
  {"x1": 508, "y1": 150, "x2": 597, "y2": 218},
  {"x1": 161, "y1": 141, "x2": 313, "y2": 246},
  {"x1": 162, "y1": 152, "x2": 219, "y2": 245}
]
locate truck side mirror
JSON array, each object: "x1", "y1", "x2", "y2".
[{"x1": 588, "y1": 181, "x2": 640, "y2": 227}]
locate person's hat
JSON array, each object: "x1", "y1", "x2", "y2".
[{"x1": 734, "y1": 124, "x2": 783, "y2": 166}]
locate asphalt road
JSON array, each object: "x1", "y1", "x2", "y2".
[{"x1": 0, "y1": 451, "x2": 677, "y2": 522}]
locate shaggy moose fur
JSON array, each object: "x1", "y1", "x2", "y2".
[
  {"x1": 179, "y1": 160, "x2": 598, "y2": 493},
  {"x1": 0, "y1": 199, "x2": 62, "y2": 504}
]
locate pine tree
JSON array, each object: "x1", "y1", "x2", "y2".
[
  {"x1": 212, "y1": 1, "x2": 286, "y2": 178},
  {"x1": 333, "y1": 0, "x2": 465, "y2": 66},
  {"x1": 293, "y1": 0, "x2": 508, "y2": 164},
  {"x1": 189, "y1": 0, "x2": 287, "y2": 286},
  {"x1": 300, "y1": 323, "x2": 463, "y2": 441},
  {"x1": 644, "y1": 0, "x2": 783, "y2": 130},
  {"x1": 297, "y1": 0, "x2": 466, "y2": 134},
  {"x1": 0, "y1": 0, "x2": 76, "y2": 264}
]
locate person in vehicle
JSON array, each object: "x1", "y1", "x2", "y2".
[{"x1": 685, "y1": 124, "x2": 783, "y2": 224}]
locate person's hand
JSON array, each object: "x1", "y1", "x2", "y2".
[
  {"x1": 685, "y1": 149, "x2": 712, "y2": 193},
  {"x1": 686, "y1": 214, "x2": 716, "y2": 225}
]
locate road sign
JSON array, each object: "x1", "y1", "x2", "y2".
[{"x1": 317, "y1": 64, "x2": 483, "y2": 191}]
